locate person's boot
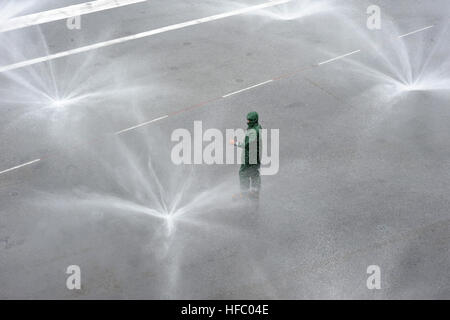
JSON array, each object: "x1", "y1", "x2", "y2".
[
  {"x1": 248, "y1": 189, "x2": 260, "y2": 201},
  {"x1": 232, "y1": 191, "x2": 249, "y2": 201}
]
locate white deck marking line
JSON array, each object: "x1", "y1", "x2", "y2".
[
  {"x1": 0, "y1": 0, "x2": 147, "y2": 33},
  {"x1": 222, "y1": 80, "x2": 274, "y2": 98},
  {"x1": 115, "y1": 115, "x2": 168, "y2": 135},
  {"x1": 398, "y1": 25, "x2": 434, "y2": 38},
  {"x1": 317, "y1": 50, "x2": 361, "y2": 66},
  {"x1": 0, "y1": 159, "x2": 41, "y2": 176},
  {"x1": 0, "y1": 0, "x2": 291, "y2": 73}
]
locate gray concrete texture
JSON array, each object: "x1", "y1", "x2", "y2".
[{"x1": 0, "y1": 0, "x2": 449, "y2": 298}]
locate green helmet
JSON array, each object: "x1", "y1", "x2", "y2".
[{"x1": 246, "y1": 111, "x2": 259, "y2": 125}]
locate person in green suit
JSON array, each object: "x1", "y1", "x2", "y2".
[{"x1": 230, "y1": 111, "x2": 262, "y2": 200}]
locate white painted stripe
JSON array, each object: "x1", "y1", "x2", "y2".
[
  {"x1": 115, "y1": 115, "x2": 168, "y2": 135},
  {"x1": 222, "y1": 80, "x2": 274, "y2": 98},
  {"x1": 317, "y1": 50, "x2": 361, "y2": 66},
  {"x1": 0, "y1": 0, "x2": 147, "y2": 33},
  {"x1": 0, "y1": 0, "x2": 291, "y2": 73},
  {"x1": 0, "y1": 159, "x2": 40, "y2": 175},
  {"x1": 398, "y1": 25, "x2": 434, "y2": 38}
]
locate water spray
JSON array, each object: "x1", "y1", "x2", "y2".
[{"x1": 50, "y1": 98, "x2": 75, "y2": 108}]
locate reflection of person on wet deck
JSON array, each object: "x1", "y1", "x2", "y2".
[{"x1": 230, "y1": 111, "x2": 262, "y2": 201}]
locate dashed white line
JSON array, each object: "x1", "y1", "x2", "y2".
[
  {"x1": 116, "y1": 79, "x2": 275, "y2": 134},
  {"x1": 398, "y1": 25, "x2": 434, "y2": 38},
  {"x1": 0, "y1": 0, "x2": 291, "y2": 73},
  {"x1": 0, "y1": 0, "x2": 148, "y2": 33},
  {"x1": 115, "y1": 115, "x2": 168, "y2": 135},
  {"x1": 222, "y1": 80, "x2": 274, "y2": 98},
  {"x1": 0, "y1": 159, "x2": 41, "y2": 176},
  {"x1": 317, "y1": 49, "x2": 361, "y2": 66}
]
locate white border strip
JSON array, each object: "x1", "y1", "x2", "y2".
[
  {"x1": 398, "y1": 25, "x2": 434, "y2": 38},
  {"x1": 222, "y1": 80, "x2": 273, "y2": 98},
  {"x1": 115, "y1": 115, "x2": 168, "y2": 135},
  {"x1": 0, "y1": 0, "x2": 147, "y2": 33},
  {"x1": 0, "y1": 159, "x2": 40, "y2": 176},
  {"x1": 318, "y1": 50, "x2": 361, "y2": 66},
  {"x1": 0, "y1": 0, "x2": 291, "y2": 73}
]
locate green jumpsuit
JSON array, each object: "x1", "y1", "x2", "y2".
[{"x1": 236, "y1": 112, "x2": 262, "y2": 198}]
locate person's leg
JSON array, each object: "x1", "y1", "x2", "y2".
[
  {"x1": 251, "y1": 168, "x2": 261, "y2": 198},
  {"x1": 239, "y1": 166, "x2": 251, "y2": 193},
  {"x1": 247, "y1": 167, "x2": 260, "y2": 201}
]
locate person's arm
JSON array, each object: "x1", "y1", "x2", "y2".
[
  {"x1": 230, "y1": 130, "x2": 257, "y2": 148},
  {"x1": 230, "y1": 138, "x2": 244, "y2": 148},
  {"x1": 246, "y1": 129, "x2": 257, "y2": 146}
]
